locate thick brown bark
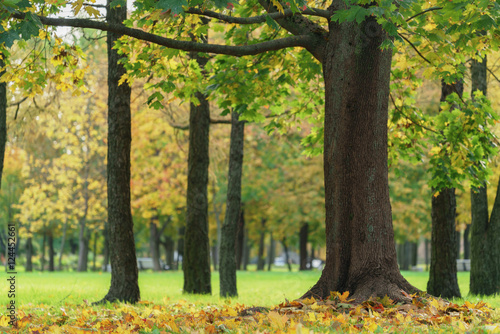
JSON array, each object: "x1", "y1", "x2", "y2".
[
  {"x1": 219, "y1": 110, "x2": 244, "y2": 297},
  {"x1": 150, "y1": 220, "x2": 161, "y2": 271},
  {"x1": 102, "y1": 220, "x2": 109, "y2": 271},
  {"x1": 427, "y1": 188, "x2": 461, "y2": 298},
  {"x1": 299, "y1": 223, "x2": 309, "y2": 271},
  {"x1": 427, "y1": 81, "x2": 463, "y2": 299},
  {"x1": 0, "y1": 53, "x2": 6, "y2": 191},
  {"x1": 470, "y1": 55, "x2": 500, "y2": 295},
  {"x1": 303, "y1": 13, "x2": 418, "y2": 302},
  {"x1": 99, "y1": 0, "x2": 140, "y2": 304},
  {"x1": 183, "y1": 35, "x2": 211, "y2": 292},
  {"x1": 25, "y1": 236, "x2": 33, "y2": 272}
]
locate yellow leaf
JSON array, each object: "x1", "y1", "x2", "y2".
[
  {"x1": 268, "y1": 311, "x2": 288, "y2": 330},
  {"x1": 306, "y1": 312, "x2": 316, "y2": 322},
  {"x1": 84, "y1": 5, "x2": 101, "y2": 17},
  {"x1": 72, "y1": 0, "x2": 84, "y2": 15}
]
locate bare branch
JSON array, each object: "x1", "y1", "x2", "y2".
[
  {"x1": 405, "y1": 7, "x2": 443, "y2": 23},
  {"x1": 82, "y1": 3, "x2": 107, "y2": 8},
  {"x1": 399, "y1": 33, "x2": 432, "y2": 65},
  {"x1": 185, "y1": 6, "x2": 330, "y2": 24},
  {"x1": 11, "y1": 12, "x2": 312, "y2": 56},
  {"x1": 487, "y1": 66, "x2": 500, "y2": 84}
]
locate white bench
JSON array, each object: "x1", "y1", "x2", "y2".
[{"x1": 457, "y1": 259, "x2": 470, "y2": 271}]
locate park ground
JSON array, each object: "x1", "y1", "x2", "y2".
[{"x1": 1, "y1": 269, "x2": 500, "y2": 333}]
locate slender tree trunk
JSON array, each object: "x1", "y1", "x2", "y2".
[
  {"x1": 40, "y1": 231, "x2": 46, "y2": 272},
  {"x1": 411, "y1": 241, "x2": 418, "y2": 267},
  {"x1": 48, "y1": 231, "x2": 55, "y2": 272},
  {"x1": 183, "y1": 19, "x2": 212, "y2": 294},
  {"x1": 427, "y1": 81, "x2": 463, "y2": 299},
  {"x1": 267, "y1": 233, "x2": 275, "y2": 271},
  {"x1": 212, "y1": 182, "x2": 222, "y2": 271},
  {"x1": 463, "y1": 224, "x2": 470, "y2": 260},
  {"x1": 58, "y1": 218, "x2": 68, "y2": 271},
  {"x1": 282, "y1": 238, "x2": 291, "y2": 272},
  {"x1": 102, "y1": 220, "x2": 109, "y2": 271},
  {"x1": 303, "y1": 14, "x2": 418, "y2": 301},
  {"x1": 428, "y1": 187, "x2": 461, "y2": 298},
  {"x1": 163, "y1": 235, "x2": 174, "y2": 269},
  {"x1": 77, "y1": 217, "x2": 89, "y2": 272},
  {"x1": 235, "y1": 209, "x2": 245, "y2": 270},
  {"x1": 177, "y1": 226, "x2": 185, "y2": 270},
  {"x1": 25, "y1": 236, "x2": 33, "y2": 272},
  {"x1": 242, "y1": 231, "x2": 250, "y2": 271},
  {"x1": 219, "y1": 110, "x2": 245, "y2": 297},
  {"x1": 93, "y1": 231, "x2": 97, "y2": 271},
  {"x1": 0, "y1": 53, "x2": 6, "y2": 191},
  {"x1": 257, "y1": 219, "x2": 266, "y2": 271},
  {"x1": 425, "y1": 239, "x2": 430, "y2": 271},
  {"x1": 99, "y1": 0, "x2": 140, "y2": 304},
  {"x1": 299, "y1": 223, "x2": 309, "y2": 270},
  {"x1": 470, "y1": 55, "x2": 500, "y2": 296},
  {"x1": 150, "y1": 220, "x2": 161, "y2": 271}
]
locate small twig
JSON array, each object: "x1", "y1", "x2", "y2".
[{"x1": 487, "y1": 66, "x2": 500, "y2": 84}]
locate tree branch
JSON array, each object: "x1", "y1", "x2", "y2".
[
  {"x1": 399, "y1": 33, "x2": 432, "y2": 65},
  {"x1": 405, "y1": 7, "x2": 442, "y2": 23},
  {"x1": 185, "y1": 6, "x2": 330, "y2": 24},
  {"x1": 11, "y1": 12, "x2": 312, "y2": 56},
  {"x1": 487, "y1": 66, "x2": 500, "y2": 84}
]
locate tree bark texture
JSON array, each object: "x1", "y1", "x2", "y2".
[
  {"x1": 0, "y1": 53, "x2": 6, "y2": 191},
  {"x1": 102, "y1": 220, "x2": 110, "y2": 271},
  {"x1": 100, "y1": 0, "x2": 140, "y2": 304},
  {"x1": 470, "y1": 55, "x2": 500, "y2": 296},
  {"x1": 303, "y1": 13, "x2": 418, "y2": 302},
  {"x1": 463, "y1": 224, "x2": 470, "y2": 260},
  {"x1": 183, "y1": 40, "x2": 211, "y2": 293},
  {"x1": 219, "y1": 110, "x2": 244, "y2": 297},
  {"x1": 427, "y1": 80, "x2": 463, "y2": 299},
  {"x1": 299, "y1": 223, "x2": 309, "y2": 270},
  {"x1": 427, "y1": 188, "x2": 461, "y2": 298}
]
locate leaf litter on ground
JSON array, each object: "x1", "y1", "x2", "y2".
[{"x1": 1, "y1": 291, "x2": 500, "y2": 333}]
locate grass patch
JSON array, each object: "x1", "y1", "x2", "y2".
[{"x1": 2, "y1": 269, "x2": 499, "y2": 308}]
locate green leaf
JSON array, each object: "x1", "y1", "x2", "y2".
[
  {"x1": 265, "y1": 15, "x2": 280, "y2": 30},
  {"x1": 155, "y1": 0, "x2": 187, "y2": 14},
  {"x1": 0, "y1": 30, "x2": 20, "y2": 48},
  {"x1": 109, "y1": 0, "x2": 126, "y2": 9}
]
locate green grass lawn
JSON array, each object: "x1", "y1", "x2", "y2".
[{"x1": 2, "y1": 269, "x2": 499, "y2": 309}]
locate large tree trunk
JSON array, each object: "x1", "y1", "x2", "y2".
[
  {"x1": 303, "y1": 15, "x2": 418, "y2": 302},
  {"x1": 299, "y1": 223, "x2": 309, "y2": 270},
  {"x1": 99, "y1": 0, "x2": 140, "y2": 304},
  {"x1": 470, "y1": 55, "x2": 500, "y2": 296},
  {"x1": 25, "y1": 236, "x2": 33, "y2": 272},
  {"x1": 150, "y1": 219, "x2": 162, "y2": 271},
  {"x1": 219, "y1": 110, "x2": 244, "y2": 297},
  {"x1": 427, "y1": 81, "x2": 463, "y2": 299},
  {"x1": 0, "y1": 53, "x2": 6, "y2": 191}
]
